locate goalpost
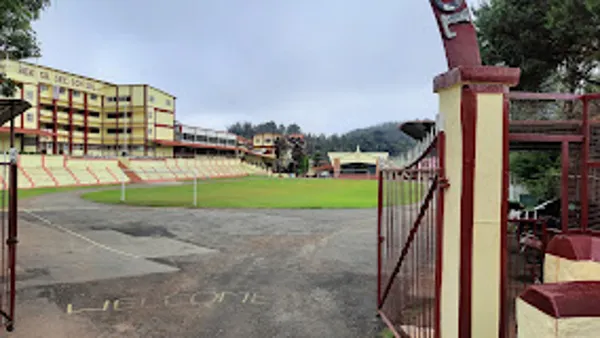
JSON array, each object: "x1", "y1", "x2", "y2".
[{"x1": 119, "y1": 169, "x2": 209, "y2": 207}]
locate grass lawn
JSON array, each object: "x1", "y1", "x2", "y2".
[{"x1": 82, "y1": 177, "x2": 420, "y2": 209}]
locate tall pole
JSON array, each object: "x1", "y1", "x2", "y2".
[{"x1": 7, "y1": 110, "x2": 17, "y2": 331}]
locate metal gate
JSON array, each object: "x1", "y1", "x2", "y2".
[
  {"x1": 377, "y1": 124, "x2": 444, "y2": 338},
  {"x1": 0, "y1": 100, "x2": 28, "y2": 332}
]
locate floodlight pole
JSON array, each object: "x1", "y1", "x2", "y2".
[{"x1": 7, "y1": 110, "x2": 17, "y2": 331}]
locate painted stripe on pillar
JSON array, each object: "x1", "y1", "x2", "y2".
[
  {"x1": 36, "y1": 83, "x2": 41, "y2": 151},
  {"x1": 143, "y1": 85, "x2": 148, "y2": 156},
  {"x1": 472, "y1": 90, "x2": 503, "y2": 337},
  {"x1": 20, "y1": 85, "x2": 24, "y2": 128},
  {"x1": 84, "y1": 93, "x2": 88, "y2": 155},
  {"x1": 68, "y1": 89, "x2": 73, "y2": 154},
  {"x1": 458, "y1": 85, "x2": 476, "y2": 338},
  {"x1": 116, "y1": 87, "x2": 119, "y2": 153}
]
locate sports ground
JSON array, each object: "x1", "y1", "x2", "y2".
[{"x1": 10, "y1": 177, "x2": 413, "y2": 337}]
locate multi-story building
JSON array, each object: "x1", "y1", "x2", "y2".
[
  {"x1": 0, "y1": 59, "x2": 175, "y2": 157},
  {"x1": 252, "y1": 132, "x2": 281, "y2": 157},
  {"x1": 172, "y1": 122, "x2": 238, "y2": 157}
]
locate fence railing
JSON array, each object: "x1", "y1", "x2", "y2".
[{"x1": 377, "y1": 118, "x2": 443, "y2": 337}]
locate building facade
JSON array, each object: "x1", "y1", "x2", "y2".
[
  {"x1": 0, "y1": 59, "x2": 175, "y2": 157},
  {"x1": 172, "y1": 122, "x2": 238, "y2": 157}
]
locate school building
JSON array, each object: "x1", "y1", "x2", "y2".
[{"x1": 0, "y1": 59, "x2": 176, "y2": 157}]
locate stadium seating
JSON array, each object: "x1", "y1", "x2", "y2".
[
  {"x1": 19, "y1": 155, "x2": 55, "y2": 188},
  {"x1": 7, "y1": 154, "x2": 268, "y2": 189},
  {"x1": 44, "y1": 156, "x2": 77, "y2": 187},
  {"x1": 66, "y1": 157, "x2": 125, "y2": 185},
  {"x1": 128, "y1": 159, "x2": 175, "y2": 182}
]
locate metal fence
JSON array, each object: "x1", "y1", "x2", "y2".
[{"x1": 377, "y1": 123, "x2": 443, "y2": 338}]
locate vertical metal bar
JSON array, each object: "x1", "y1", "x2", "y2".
[
  {"x1": 434, "y1": 133, "x2": 445, "y2": 338},
  {"x1": 561, "y1": 141, "x2": 570, "y2": 232},
  {"x1": 581, "y1": 96, "x2": 590, "y2": 231},
  {"x1": 377, "y1": 169, "x2": 384, "y2": 308},
  {"x1": 7, "y1": 115, "x2": 17, "y2": 330}
]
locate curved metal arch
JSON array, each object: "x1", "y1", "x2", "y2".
[{"x1": 429, "y1": 0, "x2": 482, "y2": 69}]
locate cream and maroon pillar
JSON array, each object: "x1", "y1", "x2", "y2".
[
  {"x1": 333, "y1": 158, "x2": 340, "y2": 178},
  {"x1": 435, "y1": 66, "x2": 520, "y2": 338}
]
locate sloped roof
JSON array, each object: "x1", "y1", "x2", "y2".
[
  {"x1": 0, "y1": 99, "x2": 31, "y2": 125},
  {"x1": 328, "y1": 145, "x2": 389, "y2": 165}
]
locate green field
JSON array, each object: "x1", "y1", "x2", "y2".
[{"x1": 82, "y1": 178, "x2": 419, "y2": 209}]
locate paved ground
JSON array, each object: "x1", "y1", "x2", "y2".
[{"x1": 8, "y1": 186, "x2": 385, "y2": 338}]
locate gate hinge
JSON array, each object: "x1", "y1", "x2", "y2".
[
  {"x1": 439, "y1": 177, "x2": 450, "y2": 189},
  {"x1": 9, "y1": 148, "x2": 17, "y2": 165},
  {"x1": 378, "y1": 236, "x2": 385, "y2": 244}
]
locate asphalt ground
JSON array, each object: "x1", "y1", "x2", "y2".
[{"x1": 7, "y1": 187, "x2": 386, "y2": 338}]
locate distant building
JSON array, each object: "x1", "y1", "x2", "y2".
[{"x1": 327, "y1": 145, "x2": 389, "y2": 178}]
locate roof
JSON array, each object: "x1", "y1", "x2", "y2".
[
  {"x1": 328, "y1": 145, "x2": 389, "y2": 165},
  {"x1": 13, "y1": 60, "x2": 176, "y2": 98},
  {"x1": 16, "y1": 59, "x2": 114, "y2": 87},
  {"x1": 399, "y1": 120, "x2": 436, "y2": 140},
  {"x1": 0, "y1": 99, "x2": 31, "y2": 125},
  {"x1": 154, "y1": 139, "x2": 237, "y2": 151}
]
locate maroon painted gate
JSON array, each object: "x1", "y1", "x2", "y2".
[
  {"x1": 377, "y1": 127, "x2": 444, "y2": 338},
  {"x1": 0, "y1": 101, "x2": 25, "y2": 333}
]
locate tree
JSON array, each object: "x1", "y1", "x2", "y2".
[
  {"x1": 274, "y1": 136, "x2": 288, "y2": 173},
  {"x1": 0, "y1": 0, "x2": 51, "y2": 96},
  {"x1": 286, "y1": 123, "x2": 302, "y2": 135},
  {"x1": 473, "y1": 0, "x2": 599, "y2": 92},
  {"x1": 510, "y1": 151, "x2": 561, "y2": 201},
  {"x1": 291, "y1": 142, "x2": 305, "y2": 175},
  {"x1": 474, "y1": 0, "x2": 599, "y2": 202}
]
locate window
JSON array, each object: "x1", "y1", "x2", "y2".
[
  {"x1": 148, "y1": 128, "x2": 153, "y2": 135},
  {"x1": 90, "y1": 94, "x2": 98, "y2": 100},
  {"x1": 165, "y1": 99, "x2": 171, "y2": 106},
  {"x1": 73, "y1": 90, "x2": 81, "y2": 97},
  {"x1": 59, "y1": 87, "x2": 66, "y2": 94},
  {"x1": 26, "y1": 90, "x2": 34, "y2": 100},
  {"x1": 149, "y1": 95, "x2": 155, "y2": 103},
  {"x1": 107, "y1": 128, "x2": 132, "y2": 134},
  {"x1": 148, "y1": 112, "x2": 153, "y2": 119},
  {"x1": 26, "y1": 113, "x2": 33, "y2": 122},
  {"x1": 40, "y1": 84, "x2": 48, "y2": 92},
  {"x1": 265, "y1": 138, "x2": 272, "y2": 144}
]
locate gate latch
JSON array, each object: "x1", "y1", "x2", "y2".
[{"x1": 439, "y1": 177, "x2": 450, "y2": 189}]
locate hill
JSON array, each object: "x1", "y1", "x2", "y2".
[{"x1": 228, "y1": 121, "x2": 415, "y2": 160}]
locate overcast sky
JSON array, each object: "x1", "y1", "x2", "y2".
[{"x1": 31, "y1": 0, "x2": 481, "y2": 135}]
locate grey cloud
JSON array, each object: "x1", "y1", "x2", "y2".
[{"x1": 33, "y1": 0, "x2": 448, "y2": 134}]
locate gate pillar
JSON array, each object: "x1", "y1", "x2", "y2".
[{"x1": 434, "y1": 66, "x2": 520, "y2": 338}]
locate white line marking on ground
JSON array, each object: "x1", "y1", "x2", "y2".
[
  {"x1": 20, "y1": 206, "x2": 105, "y2": 213},
  {"x1": 22, "y1": 210, "x2": 141, "y2": 259}
]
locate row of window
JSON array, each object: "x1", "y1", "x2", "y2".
[
  {"x1": 26, "y1": 85, "x2": 172, "y2": 107},
  {"x1": 38, "y1": 85, "x2": 99, "y2": 100},
  {"x1": 106, "y1": 96, "x2": 131, "y2": 103},
  {"x1": 41, "y1": 123, "x2": 101, "y2": 134},
  {"x1": 179, "y1": 133, "x2": 236, "y2": 146},
  {"x1": 40, "y1": 104, "x2": 101, "y2": 117},
  {"x1": 38, "y1": 125, "x2": 155, "y2": 137},
  {"x1": 105, "y1": 96, "x2": 171, "y2": 106}
]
